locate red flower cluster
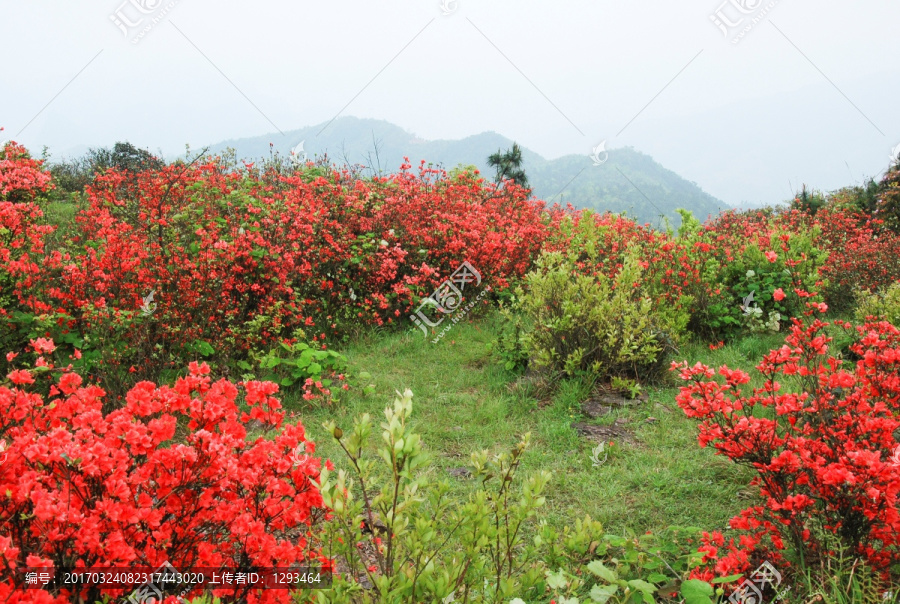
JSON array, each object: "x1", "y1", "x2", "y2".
[
  {"x1": 5, "y1": 155, "x2": 556, "y2": 384},
  {"x1": 0, "y1": 340, "x2": 327, "y2": 604},
  {"x1": 673, "y1": 295, "x2": 900, "y2": 580},
  {"x1": 815, "y1": 206, "x2": 900, "y2": 308},
  {"x1": 540, "y1": 210, "x2": 704, "y2": 313}
]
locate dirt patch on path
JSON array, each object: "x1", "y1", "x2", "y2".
[{"x1": 571, "y1": 418, "x2": 636, "y2": 445}]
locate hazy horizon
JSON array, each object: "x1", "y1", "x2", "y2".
[{"x1": 2, "y1": 0, "x2": 898, "y2": 209}]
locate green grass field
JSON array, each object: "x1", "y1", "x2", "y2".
[{"x1": 281, "y1": 312, "x2": 784, "y2": 538}]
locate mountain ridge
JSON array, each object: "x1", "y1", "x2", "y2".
[{"x1": 201, "y1": 117, "x2": 730, "y2": 226}]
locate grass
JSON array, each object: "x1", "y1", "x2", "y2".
[{"x1": 285, "y1": 311, "x2": 771, "y2": 538}]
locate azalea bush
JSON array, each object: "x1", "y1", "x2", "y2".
[
  {"x1": 679, "y1": 209, "x2": 826, "y2": 338},
  {"x1": 2, "y1": 145, "x2": 561, "y2": 399},
  {"x1": 0, "y1": 339, "x2": 328, "y2": 604},
  {"x1": 815, "y1": 206, "x2": 900, "y2": 310},
  {"x1": 0, "y1": 141, "x2": 55, "y2": 359},
  {"x1": 673, "y1": 293, "x2": 900, "y2": 584}
]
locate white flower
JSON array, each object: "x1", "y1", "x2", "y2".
[
  {"x1": 380, "y1": 239, "x2": 389, "y2": 247},
  {"x1": 746, "y1": 269, "x2": 756, "y2": 278}
]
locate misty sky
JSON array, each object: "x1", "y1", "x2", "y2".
[{"x1": 1, "y1": 0, "x2": 897, "y2": 208}]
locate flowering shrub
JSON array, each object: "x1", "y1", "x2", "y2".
[
  {"x1": 815, "y1": 205, "x2": 900, "y2": 310},
  {"x1": 0, "y1": 141, "x2": 55, "y2": 361},
  {"x1": 681, "y1": 209, "x2": 826, "y2": 338},
  {"x1": 0, "y1": 339, "x2": 327, "y2": 604},
  {"x1": 673, "y1": 294, "x2": 900, "y2": 582},
  {"x1": 2, "y1": 151, "x2": 557, "y2": 398}
]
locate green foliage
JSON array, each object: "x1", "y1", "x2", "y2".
[
  {"x1": 316, "y1": 388, "x2": 552, "y2": 603},
  {"x1": 239, "y1": 337, "x2": 353, "y2": 402},
  {"x1": 691, "y1": 227, "x2": 826, "y2": 338},
  {"x1": 791, "y1": 184, "x2": 827, "y2": 215},
  {"x1": 876, "y1": 165, "x2": 900, "y2": 233},
  {"x1": 48, "y1": 141, "x2": 165, "y2": 195},
  {"x1": 610, "y1": 376, "x2": 642, "y2": 400},
  {"x1": 510, "y1": 249, "x2": 685, "y2": 383},
  {"x1": 796, "y1": 537, "x2": 898, "y2": 604},
  {"x1": 827, "y1": 178, "x2": 881, "y2": 215},
  {"x1": 854, "y1": 282, "x2": 900, "y2": 327},
  {"x1": 488, "y1": 143, "x2": 529, "y2": 189},
  {"x1": 314, "y1": 390, "x2": 715, "y2": 604},
  {"x1": 486, "y1": 301, "x2": 530, "y2": 373},
  {"x1": 524, "y1": 525, "x2": 720, "y2": 603},
  {"x1": 676, "y1": 209, "x2": 702, "y2": 238}
]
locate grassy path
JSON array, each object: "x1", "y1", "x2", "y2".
[{"x1": 287, "y1": 313, "x2": 781, "y2": 536}]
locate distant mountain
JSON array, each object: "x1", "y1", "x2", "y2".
[{"x1": 202, "y1": 117, "x2": 729, "y2": 227}]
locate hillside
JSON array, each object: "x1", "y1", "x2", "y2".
[{"x1": 204, "y1": 117, "x2": 728, "y2": 226}]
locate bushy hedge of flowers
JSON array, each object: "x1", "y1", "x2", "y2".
[
  {"x1": 0, "y1": 338, "x2": 327, "y2": 604},
  {"x1": 674, "y1": 292, "x2": 900, "y2": 584}
]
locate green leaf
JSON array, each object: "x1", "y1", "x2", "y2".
[
  {"x1": 680, "y1": 579, "x2": 714, "y2": 604},
  {"x1": 237, "y1": 360, "x2": 252, "y2": 371},
  {"x1": 280, "y1": 378, "x2": 294, "y2": 387},
  {"x1": 628, "y1": 579, "x2": 657, "y2": 603},
  {"x1": 711, "y1": 574, "x2": 744, "y2": 584},
  {"x1": 308, "y1": 362, "x2": 322, "y2": 375},
  {"x1": 545, "y1": 569, "x2": 568, "y2": 590},
  {"x1": 647, "y1": 573, "x2": 669, "y2": 584},
  {"x1": 586, "y1": 561, "x2": 618, "y2": 583},
  {"x1": 261, "y1": 357, "x2": 281, "y2": 369},
  {"x1": 589, "y1": 584, "x2": 618, "y2": 603},
  {"x1": 194, "y1": 340, "x2": 215, "y2": 357}
]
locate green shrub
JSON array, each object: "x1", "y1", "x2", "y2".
[
  {"x1": 507, "y1": 249, "x2": 686, "y2": 383},
  {"x1": 695, "y1": 226, "x2": 826, "y2": 338},
  {"x1": 854, "y1": 282, "x2": 900, "y2": 327},
  {"x1": 238, "y1": 336, "x2": 355, "y2": 405},
  {"x1": 314, "y1": 389, "x2": 716, "y2": 604}
]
